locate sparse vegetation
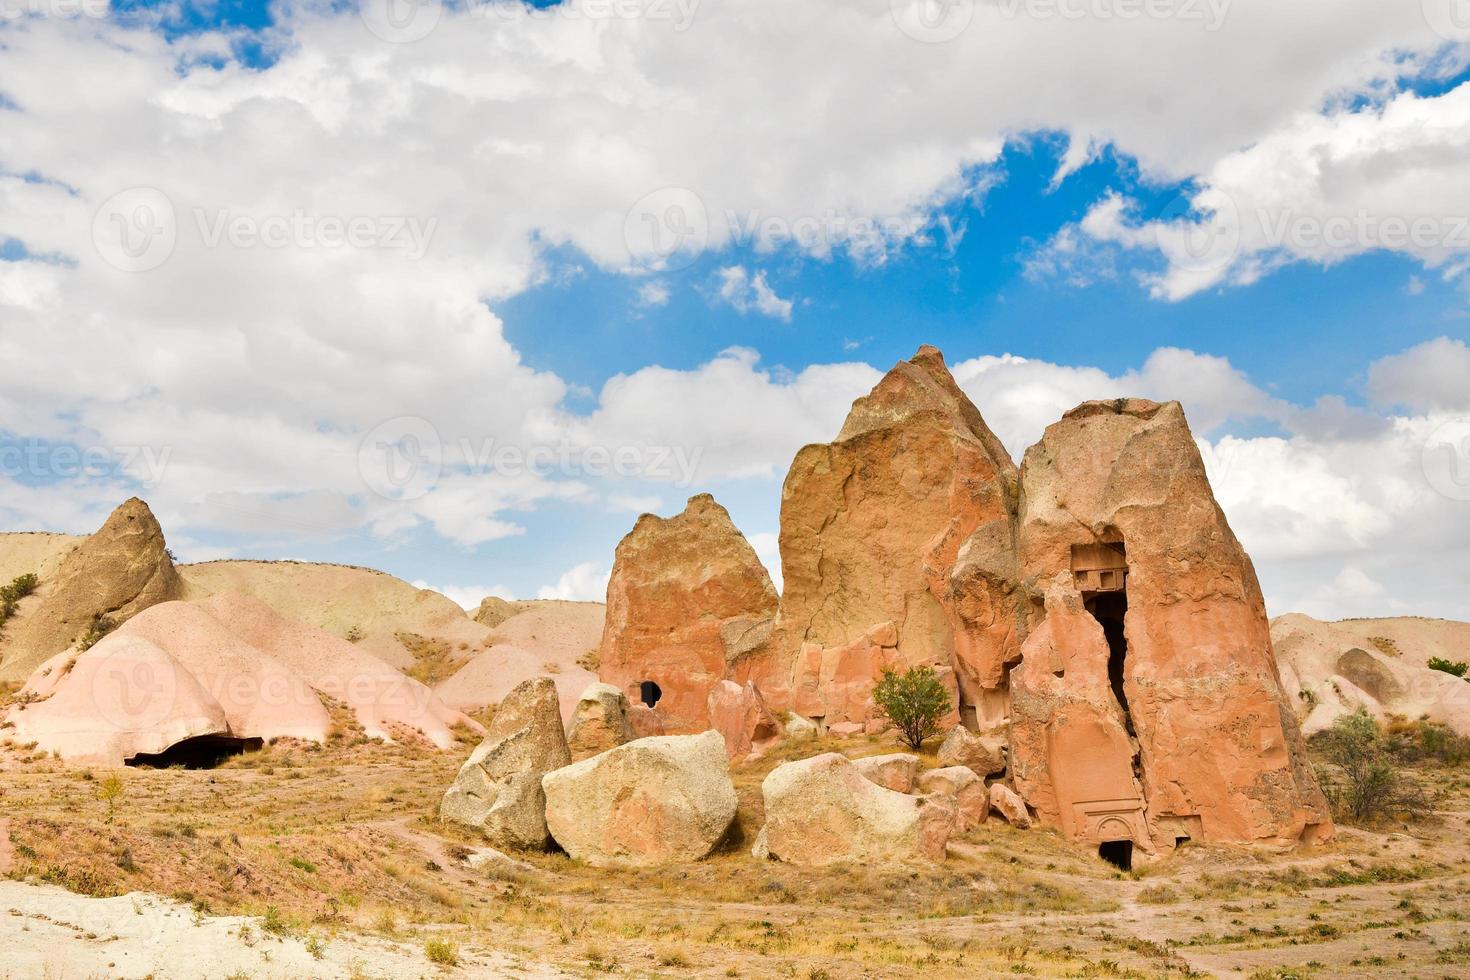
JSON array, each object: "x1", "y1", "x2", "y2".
[
  {"x1": 1312, "y1": 710, "x2": 1431, "y2": 824},
  {"x1": 872, "y1": 665, "x2": 951, "y2": 750},
  {"x1": 424, "y1": 937, "x2": 459, "y2": 966},
  {"x1": 77, "y1": 613, "x2": 117, "y2": 651},
  {"x1": 96, "y1": 772, "x2": 124, "y2": 823},
  {"x1": 1427, "y1": 656, "x2": 1468, "y2": 678},
  {"x1": 0, "y1": 571, "x2": 38, "y2": 633}
]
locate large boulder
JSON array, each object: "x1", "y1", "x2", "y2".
[
  {"x1": 1011, "y1": 399, "x2": 1332, "y2": 854},
  {"x1": 541, "y1": 731, "x2": 737, "y2": 867},
  {"x1": 916, "y1": 766, "x2": 989, "y2": 832},
  {"x1": 936, "y1": 723, "x2": 1006, "y2": 777},
  {"x1": 755, "y1": 753, "x2": 953, "y2": 866},
  {"x1": 598, "y1": 494, "x2": 779, "y2": 733},
  {"x1": 0, "y1": 498, "x2": 181, "y2": 682},
  {"x1": 566, "y1": 682, "x2": 635, "y2": 761},
  {"x1": 707, "y1": 679, "x2": 781, "y2": 762},
  {"x1": 743, "y1": 346, "x2": 1023, "y2": 727},
  {"x1": 989, "y1": 783, "x2": 1032, "y2": 829},
  {"x1": 441, "y1": 678, "x2": 571, "y2": 849}
]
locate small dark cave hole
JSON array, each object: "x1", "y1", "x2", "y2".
[
  {"x1": 1098, "y1": 839, "x2": 1134, "y2": 871},
  {"x1": 639, "y1": 680, "x2": 663, "y2": 708},
  {"x1": 126, "y1": 735, "x2": 263, "y2": 770}
]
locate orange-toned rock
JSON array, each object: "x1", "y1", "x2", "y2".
[
  {"x1": 917, "y1": 766, "x2": 989, "y2": 831},
  {"x1": 745, "y1": 346, "x2": 1023, "y2": 727},
  {"x1": 0, "y1": 498, "x2": 181, "y2": 682},
  {"x1": 706, "y1": 680, "x2": 781, "y2": 762},
  {"x1": 566, "y1": 682, "x2": 635, "y2": 761},
  {"x1": 627, "y1": 703, "x2": 666, "y2": 739},
  {"x1": 989, "y1": 783, "x2": 1032, "y2": 829},
  {"x1": 1011, "y1": 399, "x2": 1332, "y2": 855},
  {"x1": 598, "y1": 494, "x2": 779, "y2": 733},
  {"x1": 852, "y1": 753, "x2": 920, "y2": 794},
  {"x1": 936, "y1": 721, "x2": 1006, "y2": 777}
]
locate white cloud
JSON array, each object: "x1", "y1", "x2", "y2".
[
  {"x1": 537, "y1": 561, "x2": 610, "y2": 602},
  {"x1": 607, "y1": 493, "x2": 663, "y2": 514},
  {"x1": 1367, "y1": 337, "x2": 1470, "y2": 413},
  {"x1": 411, "y1": 580, "x2": 516, "y2": 610},
  {"x1": 636, "y1": 280, "x2": 671, "y2": 308},
  {"x1": 714, "y1": 266, "x2": 793, "y2": 321}
]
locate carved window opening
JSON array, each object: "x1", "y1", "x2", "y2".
[
  {"x1": 126, "y1": 735, "x2": 263, "y2": 770},
  {"x1": 639, "y1": 680, "x2": 663, "y2": 708}
]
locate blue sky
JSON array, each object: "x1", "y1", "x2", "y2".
[{"x1": 3, "y1": 0, "x2": 1470, "y2": 619}]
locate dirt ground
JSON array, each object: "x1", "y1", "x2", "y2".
[{"x1": 3, "y1": 729, "x2": 1469, "y2": 980}]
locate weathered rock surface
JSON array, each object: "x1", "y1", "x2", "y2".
[
  {"x1": 989, "y1": 783, "x2": 1032, "y2": 829},
  {"x1": 473, "y1": 596, "x2": 522, "y2": 629},
  {"x1": 746, "y1": 346, "x2": 1023, "y2": 725},
  {"x1": 627, "y1": 703, "x2": 666, "y2": 739},
  {"x1": 541, "y1": 731, "x2": 737, "y2": 867},
  {"x1": 917, "y1": 766, "x2": 989, "y2": 831},
  {"x1": 1012, "y1": 399, "x2": 1332, "y2": 854},
  {"x1": 852, "y1": 753, "x2": 920, "y2": 794},
  {"x1": 0, "y1": 498, "x2": 181, "y2": 682},
  {"x1": 936, "y1": 723, "x2": 1006, "y2": 777},
  {"x1": 756, "y1": 753, "x2": 952, "y2": 865},
  {"x1": 442, "y1": 678, "x2": 571, "y2": 850},
  {"x1": 707, "y1": 679, "x2": 781, "y2": 761},
  {"x1": 566, "y1": 682, "x2": 635, "y2": 761},
  {"x1": 598, "y1": 495, "x2": 779, "y2": 733},
  {"x1": 1273, "y1": 613, "x2": 1470, "y2": 737}
]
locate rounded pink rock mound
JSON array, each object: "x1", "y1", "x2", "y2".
[{"x1": 2, "y1": 593, "x2": 478, "y2": 766}]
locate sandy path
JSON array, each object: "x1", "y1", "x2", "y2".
[{"x1": 0, "y1": 880, "x2": 570, "y2": 979}]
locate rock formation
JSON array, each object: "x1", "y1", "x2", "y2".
[
  {"x1": 706, "y1": 679, "x2": 781, "y2": 762},
  {"x1": 916, "y1": 766, "x2": 988, "y2": 832},
  {"x1": 1010, "y1": 399, "x2": 1332, "y2": 859},
  {"x1": 989, "y1": 783, "x2": 1032, "y2": 829},
  {"x1": 852, "y1": 753, "x2": 920, "y2": 794},
  {"x1": 597, "y1": 494, "x2": 779, "y2": 733},
  {"x1": 441, "y1": 678, "x2": 571, "y2": 849},
  {"x1": 0, "y1": 498, "x2": 181, "y2": 682},
  {"x1": 747, "y1": 345, "x2": 1023, "y2": 729},
  {"x1": 565, "y1": 682, "x2": 635, "y2": 761},
  {"x1": 541, "y1": 731, "x2": 737, "y2": 867},
  {"x1": 755, "y1": 753, "x2": 952, "y2": 865},
  {"x1": 936, "y1": 723, "x2": 1006, "y2": 777}
]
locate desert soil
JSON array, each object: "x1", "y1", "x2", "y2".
[{"x1": 3, "y1": 731, "x2": 1469, "y2": 979}]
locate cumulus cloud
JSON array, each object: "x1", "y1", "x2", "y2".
[
  {"x1": 1367, "y1": 337, "x2": 1470, "y2": 413},
  {"x1": 537, "y1": 561, "x2": 610, "y2": 602},
  {"x1": 714, "y1": 266, "x2": 794, "y2": 321}
]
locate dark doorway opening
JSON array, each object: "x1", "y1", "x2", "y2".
[
  {"x1": 639, "y1": 680, "x2": 662, "y2": 708},
  {"x1": 126, "y1": 735, "x2": 263, "y2": 770},
  {"x1": 1085, "y1": 590, "x2": 1131, "y2": 734},
  {"x1": 1098, "y1": 839, "x2": 1133, "y2": 871}
]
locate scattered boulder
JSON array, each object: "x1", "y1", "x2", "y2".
[
  {"x1": 598, "y1": 494, "x2": 779, "y2": 733},
  {"x1": 566, "y1": 682, "x2": 636, "y2": 761},
  {"x1": 441, "y1": 678, "x2": 572, "y2": 850},
  {"x1": 784, "y1": 713, "x2": 818, "y2": 739},
  {"x1": 755, "y1": 753, "x2": 952, "y2": 865},
  {"x1": 0, "y1": 498, "x2": 181, "y2": 682},
  {"x1": 473, "y1": 596, "x2": 522, "y2": 630},
  {"x1": 936, "y1": 724, "x2": 1006, "y2": 777},
  {"x1": 541, "y1": 731, "x2": 737, "y2": 868},
  {"x1": 707, "y1": 679, "x2": 781, "y2": 762},
  {"x1": 917, "y1": 767, "x2": 988, "y2": 832},
  {"x1": 989, "y1": 783, "x2": 1032, "y2": 829},
  {"x1": 852, "y1": 753, "x2": 920, "y2": 794}
]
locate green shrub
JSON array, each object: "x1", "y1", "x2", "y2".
[
  {"x1": 872, "y1": 666, "x2": 952, "y2": 750},
  {"x1": 425, "y1": 938, "x2": 459, "y2": 966},
  {"x1": 0, "y1": 572, "x2": 38, "y2": 632},
  {"x1": 77, "y1": 613, "x2": 117, "y2": 652},
  {"x1": 1313, "y1": 710, "x2": 1430, "y2": 824},
  {"x1": 1385, "y1": 716, "x2": 1470, "y2": 766},
  {"x1": 1428, "y1": 657, "x2": 1468, "y2": 678}
]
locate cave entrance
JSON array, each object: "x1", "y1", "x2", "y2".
[
  {"x1": 126, "y1": 735, "x2": 263, "y2": 770},
  {"x1": 1098, "y1": 839, "x2": 1134, "y2": 871},
  {"x1": 1074, "y1": 541, "x2": 1131, "y2": 734},
  {"x1": 638, "y1": 680, "x2": 663, "y2": 709}
]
